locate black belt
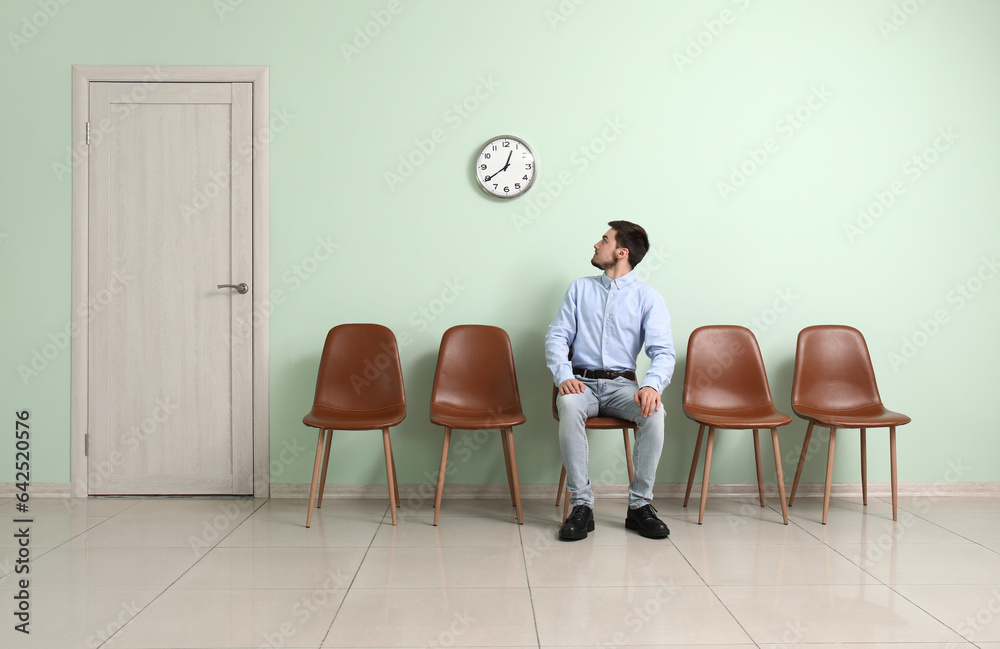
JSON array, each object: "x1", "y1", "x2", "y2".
[{"x1": 573, "y1": 367, "x2": 636, "y2": 381}]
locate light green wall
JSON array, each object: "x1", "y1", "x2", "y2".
[{"x1": 2, "y1": 0, "x2": 998, "y2": 490}]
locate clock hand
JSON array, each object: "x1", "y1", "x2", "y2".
[{"x1": 484, "y1": 151, "x2": 513, "y2": 182}]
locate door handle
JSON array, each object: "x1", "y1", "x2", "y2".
[{"x1": 217, "y1": 283, "x2": 249, "y2": 294}]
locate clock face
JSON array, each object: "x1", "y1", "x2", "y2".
[{"x1": 475, "y1": 135, "x2": 536, "y2": 198}]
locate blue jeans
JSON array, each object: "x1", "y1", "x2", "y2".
[{"x1": 556, "y1": 376, "x2": 665, "y2": 509}]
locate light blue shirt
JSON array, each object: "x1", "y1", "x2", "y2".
[{"x1": 545, "y1": 271, "x2": 676, "y2": 393}]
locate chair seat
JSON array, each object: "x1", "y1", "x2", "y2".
[
  {"x1": 684, "y1": 404, "x2": 793, "y2": 428},
  {"x1": 583, "y1": 416, "x2": 636, "y2": 429},
  {"x1": 430, "y1": 404, "x2": 526, "y2": 429},
  {"x1": 303, "y1": 404, "x2": 406, "y2": 430},
  {"x1": 792, "y1": 404, "x2": 911, "y2": 428}
]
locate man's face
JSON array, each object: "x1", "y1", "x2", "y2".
[{"x1": 591, "y1": 228, "x2": 622, "y2": 271}]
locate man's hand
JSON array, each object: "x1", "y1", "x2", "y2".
[
  {"x1": 559, "y1": 378, "x2": 586, "y2": 395},
  {"x1": 634, "y1": 386, "x2": 661, "y2": 418}
]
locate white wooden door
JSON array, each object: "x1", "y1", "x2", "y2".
[{"x1": 87, "y1": 82, "x2": 253, "y2": 494}]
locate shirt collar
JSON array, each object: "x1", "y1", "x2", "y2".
[{"x1": 601, "y1": 270, "x2": 636, "y2": 290}]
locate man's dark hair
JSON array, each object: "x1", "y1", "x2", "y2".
[{"x1": 608, "y1": 220, "x2": 650, "y2": 268}]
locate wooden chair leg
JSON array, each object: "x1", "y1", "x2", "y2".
[
  {"x1": 555, "y1": 466, "x2": 566, "y2": 506},
  {"x1": 698, "y1": 427, "x2": 716, "y2": 525},
  {"x1": 433, "y1": 427, "x2": 452, "y2": 526},
  {"x1": 390, "y1": 444, "x2": 400, "y2": 508},
  {"x1": 753, "y1": 428, "x2": 765, "y2": 507},
  {"x1": 563, "y1": 488, "x2": 570, "y2": 522},
  {"x1": 623, "y1": 428, "x2": 635, "y2": 483},
  {"x1": 684, "y1": 424, "x2": 705, "y2": 507},
  {"x1": 822, "y1": 427, "x2": 837, "y2": 525},
  {"x1": 382, "y1": 428, "x2": 398, "y2": 526},
  {"x1": 317, "y1": 428, "x2": 334, "y2": 509},
  {"x1": 504, "y1": 428, "x2": 523, "y2": 525},
  {"x1": 770, "y1": 428, "x2": 788, "y2": 525},
  {"x1": 789, "y1": 421, "x2": 814, "y2": 506},
  {"x1": 500, "y1": 429, "x2": 516, "y2": 507},
  {"x1": 860, "y1": 428, "x2": 868, "y2": 506},
  {"x1": 305, "y1": 429, "x2": 327, "y2": 528},
  {"x1": 890, "y1": 426, "x2": 898, "y2": 522}
]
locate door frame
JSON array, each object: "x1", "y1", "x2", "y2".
[{"x1": 70, "y1": 66, "x2": 270, "y2": 498}]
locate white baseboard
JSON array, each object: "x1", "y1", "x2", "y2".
[
  {"x1": 0, "y1": 483, "x2": 72, "y2": 498},
  {"x1": 4, "y1": 481, "x2": 999, "y2": 499}
]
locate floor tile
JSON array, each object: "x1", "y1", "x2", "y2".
[
  {"x1": 0, "y1": 589, "x2": 160, "y2": 648},
  {"x1": 666, "y1": 511, "x2": 822, "y2": 546},
  {"x1": 0, "y1": 497, "x2": 143, "y2": 517},
  {"x1": 525, "y1": 542, "x2": 703, "y2": 587},
  {"x1": 753, "y1": 644, "x2": 977, "y2": 648},
  {"x1": 790, "y1": 508, "x2": 968, "y2": 545},
  {"x1": 916, "y1": 512, "x2": 1000, "y2": 547},
  {"x1": 831, "y1": 542, "x2": 1000, "y2": 584},
  {"x1": 532, "y1": 585, "x2": 751, "y2": 646},
  {"x1": 218, "y1": 513, "x2": 382, "y2": 548},
  {"x1": 68, "y1": 514, "x2": 252, "y2": 548},
  {"x1": 784, "y1": 494, "x2": 896, "y2": 523},
  {"x1": 713, "y1": 583, "x2": 965, "y2": 644},
  {"x1": 0, "y1": 546, "x2": 206, "y2": 591},
  {"x1": 371, "y1": 514, "x2": 524, "y2": 547},
  {"x1": 680, "y1": 541, "x2": 869, "y2": 586},
  {"x1": 112, "y1": 497, "x2": 262, "y2": 519},
  {"x1": 251, "y1": 497, "x2": 388, "y2": 519},
  {"x1": 409, "y1": 497, "x2": 524, "y2": 519},
  {"x1": 894, "y1": 584, "x2": 1000, "y2": 642},
  {"x1": 539, "y1": 646, "x2": 758, "y2": 649},
  {"x1": 324, "y1": 587, "x2": 536, "y2": 647},
  {"x1": 661, "y1": 495, "x2": 797, "y2": 519},
  {"x1": 103, "y1": 588, "x2": 345, "y2": 648},
  {"x1": 353, "y1": 546, "x2": 527, "y2": 588},
  {"x1": 0, "y1": 515, "x2": 106, "y2": 548},
  {"x1": 2, "y1": 494, "x2": 997, "y2": 649},
  {"x1": 895, "y1": 495, "x2": 1000, "y2": 514},
  {"x1": 173, "y1": 547, "x2": 367, "y2": 590}
]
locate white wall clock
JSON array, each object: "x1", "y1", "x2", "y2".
[{"x1": 475, "y1": 135, "x2": 536, "y2": 199}]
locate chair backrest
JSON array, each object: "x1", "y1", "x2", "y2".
[
  {"x1": 312, "y1": 324, "x2": 405, "y2": 412},
  {"x1": 430, "y1": 325, "x2": 523, "y2": 415},
  {"x1": 792, "y1": 325, "x2": 882, "y2": 411},
  {"x1": 683, "y1": 325, "x2": 775, "y2": 412}
]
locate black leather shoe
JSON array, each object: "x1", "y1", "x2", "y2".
[
  {"x1": 625, "y1": 504, "x2": 669, "y2": 539},
  {"x1": 559, "y1": 505, "x2": 595, "y2": 541}
]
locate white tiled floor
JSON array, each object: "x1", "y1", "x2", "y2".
[{"x1": 1, "y1": 493, "x2": 999, "y2": 648}]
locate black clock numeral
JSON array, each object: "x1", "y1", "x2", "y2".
[
  {"x1": 484, "y1": 153, "x2": 491, "y2": 159},
  {"x1": 504, "y1": 186, "x2": 510, "y2": 193},
  {"x1": 525, "y1": 163, "x2": 533, "y2": 170},
  {"x1": 522, "y1": 175, "x2": 529, "y2": 181},
  {"x1": 502, "y1": 140, "x2": 510, "y2": 148},
  {"x1": 515, "y1": 183, "x2": 521, "y2": 190},
  {"x1": 480, "y1": 164, "x2": 487, "y2": 170},
  {"x1": 492, "y1": 145, "x2": 498, "y2": 151},
  {"x1": 492, "y1": 184, "x2": 498, "y2": 190}
]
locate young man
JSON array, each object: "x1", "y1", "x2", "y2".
[{"x1": 544, "y1": 221, "x2": 675, "y2": 540}]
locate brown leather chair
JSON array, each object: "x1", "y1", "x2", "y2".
[
  {"x1": 682, "y1": 325, "x2": 791, "y2": 525},
  {"x1": 552, "y1": 375, "x2": 637, "y2": 522},
  {"x1": 302, "y1": 324, "x2": 405, "y2": 528},
  {"x1": 788, "y1": 325, "x2": 910, "y2": 524},
  {"x1": 430, "y1": 325, "x2": 526, "y2": 525}
]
